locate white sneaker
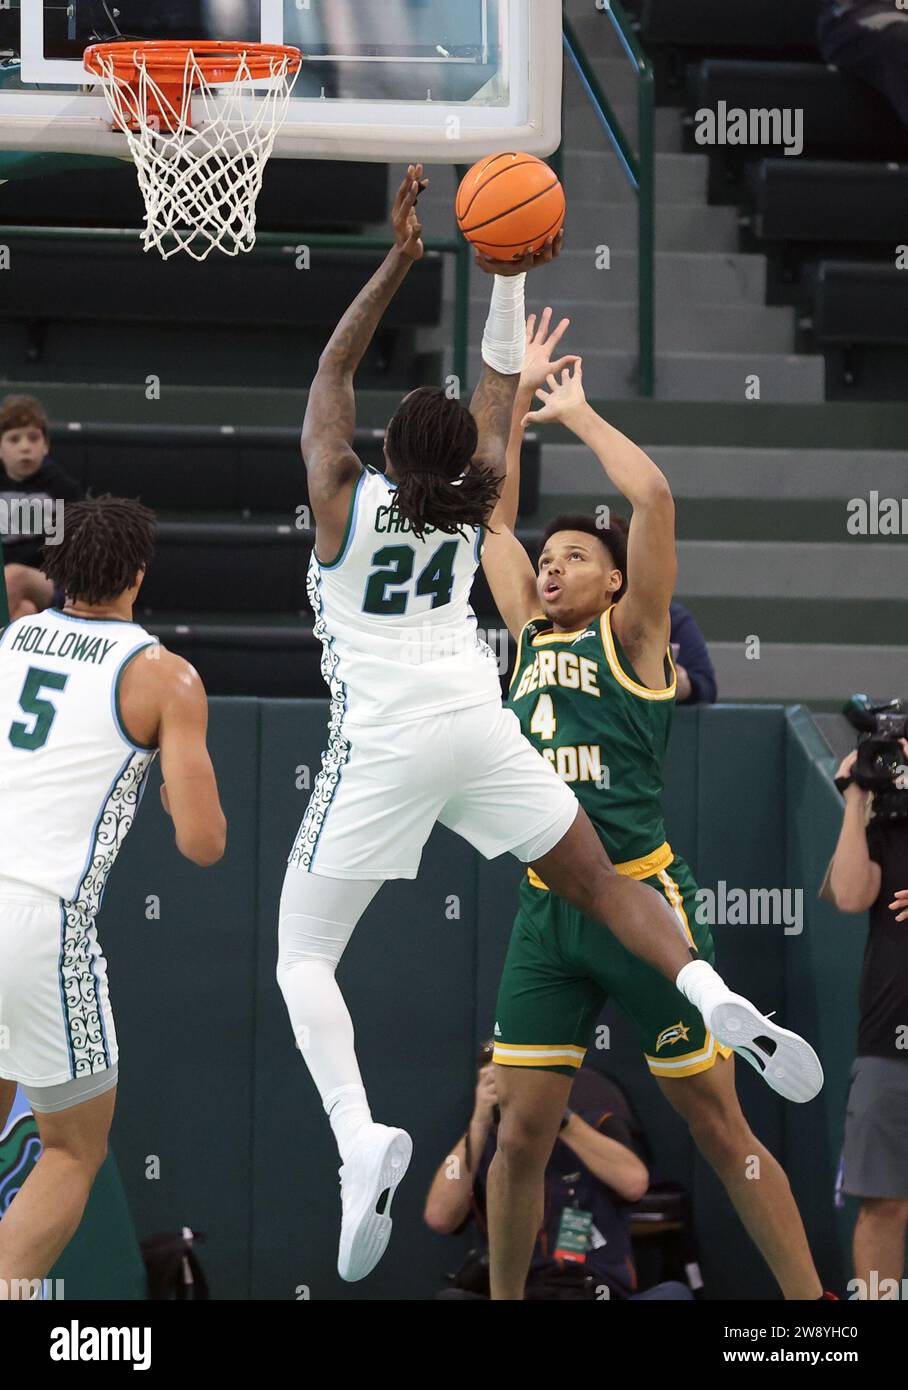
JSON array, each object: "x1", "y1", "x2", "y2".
[
  {"x1": 337, "y1": 1123, "x2": 412, "y2": 1282},
  {"x1": 706, "y1": 993, "x2": 824, "y2": 1103}
]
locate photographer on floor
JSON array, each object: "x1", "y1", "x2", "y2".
[
  {"x1": 424, "y1": 1042, "x2": 692, "y2": 1301},
  {"x1": 823, "y1": 697, "x2": 908, "y2": 1298}
]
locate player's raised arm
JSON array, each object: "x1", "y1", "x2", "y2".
[
  {"x1": 493, "y1": 307, "x2": 575, "y2": 532},
  {"x1": 481, "y1": 308, "x2": 577, "y2": 640},
  {"x1": 302, "y1": 164, "x2": 428, "y2": 557},
  {"x1": 524, "y1": 361, "x2": 677, "y2": 640},
  {"x1": 468, "y1": 232, "x2": 564, "y2": 488}
]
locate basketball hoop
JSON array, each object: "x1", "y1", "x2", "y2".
[{"x1": 83, "y1": 41, "x2": 303, "y2": 261}]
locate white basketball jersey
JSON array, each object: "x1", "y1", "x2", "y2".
[
  {"x1": 0, "y1": 609, "x2": 159, "y2": 908},
  {"x1": 310, "y1": 466, "x2": 501, "y2": 725}
]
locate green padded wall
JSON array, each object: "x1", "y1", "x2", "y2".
[
  {"x1": 1, "y1": 1102, "x2": 145, "y2": 1300},
  {"x1": 250, "y1": 702, "x2": 478, "y2": 1300},
  {"x1": 89, "y1": 699, "x2": 854, "y2": 1299},
  {"x1": 50, "y1": 1154, "x2": 147, "y2": 1300},
  {"x1": 101, "y1": 698, "x2": 261, "y2": 1299}
]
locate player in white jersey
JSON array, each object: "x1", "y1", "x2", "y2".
[
  {"x1": 277, "y1": 165, "x2": 800, "y2": 1283},
  {"x1": 0, "y1": 496, "x2": 225, "y2": 1298}
]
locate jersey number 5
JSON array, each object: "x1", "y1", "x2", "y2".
[
  {"x1": 8, "y1": 667, "x2": 69, "y2": 751},
  {"x1": 363, "y1": 541, "x2": 459, "y2": 615}
]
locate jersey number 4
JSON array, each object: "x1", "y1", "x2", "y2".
[
  {"x1": 363, "y1": 541, "x2": 459, "y2": 615},
  {"x1": 8, "y1": 667, "x2": 69, "y2": 751},
  {"x1": 530, "y1": 693, "x2": 558, "y2": 741}
]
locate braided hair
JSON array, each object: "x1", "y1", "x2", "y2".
[
  {"x1": 41, "y1": 495, "x2": 156, "y2": 605},
  {"x1": 385, "y1": 387, "x2": 501, "y2": 541}
]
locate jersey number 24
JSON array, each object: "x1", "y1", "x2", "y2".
[{"x1": 363, "y1": 541, "x2": 459, "y2": 615}]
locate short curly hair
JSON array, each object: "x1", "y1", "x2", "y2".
[{"x1": 41, "y1": 495, "x2": 157, "y2": 605}]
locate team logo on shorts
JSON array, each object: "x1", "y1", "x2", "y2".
[
  {"x1": 655, "y1": 1021, "x2": 691, "y2": 1052},
  {"x1": 0, "y1": 1110, "x2": 40, "y2": 1216}
]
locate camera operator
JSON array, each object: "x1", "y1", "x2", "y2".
[{"x1": 823, "y1": 700, "x2": 908, "y2": 1297}]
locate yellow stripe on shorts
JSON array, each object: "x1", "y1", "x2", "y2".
[
  {"x1": 493, "y1": 1042, "x2": 586, "y2": 1069},
  {"x1": 527, "y1": 840, "x2": 674, "y2": 892},
  {"x1": 656, "y1": 866, "x2": 695, "y2": 948},
  {"x1": 645, "y1": 1032, "x2": 734, "y2": 1078}
]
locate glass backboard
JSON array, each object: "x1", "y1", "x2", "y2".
[{"x1": 0, "y1": 1, "x2": 561, "y2": 161}]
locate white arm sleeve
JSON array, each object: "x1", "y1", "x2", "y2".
[{"x1": 481, "y1": 272, "x2": 527, "y2": 376}]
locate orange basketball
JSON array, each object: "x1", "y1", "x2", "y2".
[{"x1": 456, "y1": 152, "x2": 566, "y2": 261}]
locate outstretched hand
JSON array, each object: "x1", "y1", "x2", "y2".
[
  {"x1": 393, "y1": 163, "x2": 429, "y2": 261},
  {"x1": 520, "y1": 307, "x2": 578, "y2": 394},
  {"x1": 474, "y1": 227, "x2": 565, "y2": 277},
  {"x1": 522, "y1": 358, "x2": 587, "y2": 426}
]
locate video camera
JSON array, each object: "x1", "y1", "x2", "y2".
[{"x1": 843, "y1": 695, "x2": 908, "y2": 820}]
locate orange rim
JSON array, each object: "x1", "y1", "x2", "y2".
[{"x1": 84, "y1": 40, "x2": 303, "y2": 85}]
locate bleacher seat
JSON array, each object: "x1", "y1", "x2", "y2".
[
  {"x1": 812, "y1": 263, "x2": 908, "y2": 346},
  {"x1": 0, "y1": 241, "x2": 442, "y2": 332},
  {"x1": 686, "y1": 61, "x2": 908, "y2": 179},
  {"x1": 0, "y1": 159, "x2": 389, "y2": 232},
  {"x1": 144, "y1": 620, "x2": 323, "y2": 699},
  {"x1": 50, "y1": 424, "x2": 541, "y2": 520},
  {"x1": 748, "y1": 160, "x2": 908, "y2": 244},
  {"x1": 0, "y1": 240, "x2": 444, "y2": 389},
  {"x1": 641, "y1": 0, "x2": 821, "y2": 54},
  {"x1": 138, "y1": 522, "x2": 308, "y2": 616}
]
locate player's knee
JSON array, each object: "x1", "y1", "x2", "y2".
[
  {"x1": 565, "y1": 861, "x2": 615, "y2": 917},
  {"x1": 44, "y1": 1130, "x2": 109, "y2": 1181},
  {"x1": 685, "y1": 1094, "x2": 748, "y2": 1162},
  {"x1": 275, "y1": 952, "x2": 303, "y2": 993},
  {"x1": 496, "y1": 1100, "x2": 556, "y2": 1166}
]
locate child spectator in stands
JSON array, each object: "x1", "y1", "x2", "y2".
[
  {"x1": 0, "y1": 395, "x2": 81, "y2": 619},
  {"x1": 821, "y1": 737, "x2": 908, "y2": 1298},
  {"x1": 670, "y1": 599, "x2": 718, "y2": 706},
  {"x1": 425, "y1": 1043, "x2": 693, "y2": 1301},
  {"x1": 817, "y1": 2, "x2": 908, "y2": 131}
]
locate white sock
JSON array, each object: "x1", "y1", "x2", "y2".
[
  {"x1": 325, "y1": 1084, "x2": 374, "y2": 1165},
  {"x1": 277, "y1": 870, "x2": 383, "y2": 1164},
  {"x1": 675, "y1": 958, "x2": 732, "y2": 1020}
]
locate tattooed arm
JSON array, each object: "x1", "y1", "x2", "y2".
[
  {"x1": 480, "y1": 309, "x2": 576, "y2": 640},
  {"x1": 469, "y1": 233, "x2": 565, "y2": 492},
  {"x1": 303, "y1": 163, "x2": 427, "y2": 563},
  {"x1": 469, "y1": 364, "x2": 520, "y2": 489}
]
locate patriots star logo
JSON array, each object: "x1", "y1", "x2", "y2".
[{"x1": 656, "y1": 1021, "x2": 691, "y2": 1052}]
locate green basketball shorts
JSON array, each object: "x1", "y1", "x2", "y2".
[{"x1": 492, "y1": 844, "x2": 734, "y2": 1080}]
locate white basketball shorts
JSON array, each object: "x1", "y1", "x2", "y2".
[
  {"x1": 0, "y1": 878, "x2": 119, "y2": 1109},
  {"x1": 288, "y1": 699, "x2": 579, "y2": 880}
]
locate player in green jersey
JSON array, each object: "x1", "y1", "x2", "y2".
[{"x1": 479, "y1": 311, "x2": 827, "y2": 1301}]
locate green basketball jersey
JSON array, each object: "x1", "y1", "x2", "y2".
[{"x1": 507, "y1": 604, "x2": 676, "y2": 865}]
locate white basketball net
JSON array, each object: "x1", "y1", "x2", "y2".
[{"x1": 92, "y1": 47, "x2": 301, "y2": 261}]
